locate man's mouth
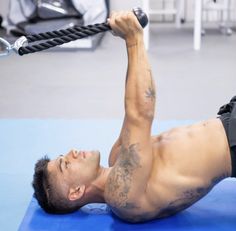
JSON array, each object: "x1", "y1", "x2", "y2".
[{"x1": 79, "y1": 151, "x2": 86, "y2": 159}]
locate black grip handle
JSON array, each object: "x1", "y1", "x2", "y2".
[
  {"x1": 132, "y1": 7, "x2": 149, "y2": 28},
  {"x1": 106, "y1": 7, "x2": 148, "y2": 29}
]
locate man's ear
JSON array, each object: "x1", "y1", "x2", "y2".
[{"x1": 68, "y1": 185, "x2": 86, "y2": 201}]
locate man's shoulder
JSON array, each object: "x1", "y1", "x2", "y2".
[
  {"x1": 104, "y1": 166, "x2": 140, "y2": 210},
  {"x1": 104, "y1": 166, "x2": 155, "y2": 222},
  {"x1": 105, "y1": 185, "x2": 159, "y2": 223},
  {"x1": 104, "y1": 189, "x2": 153, "y2": 223}
]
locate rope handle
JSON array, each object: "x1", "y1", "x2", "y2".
[
  {"x1": 18, "y1": 7, "x2": 148, "y2": 56},
  {"x1": 19, "y1": 23, "x2": 110, "y2": 56}
]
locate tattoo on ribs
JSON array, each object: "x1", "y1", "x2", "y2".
[
  {"x1": 159, "y1": 174, "x2": 227, "y2": 217},
  {"x1": 107, "y1": 133, "x2": 141, "y2": 211}
]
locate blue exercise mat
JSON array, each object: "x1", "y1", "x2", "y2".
[
  {"x1": 19, "y1": 179, "x2": 236, "y2": 231},
  {"x1": 0, "y1": 119, "x2": 195, "y2": 230}
]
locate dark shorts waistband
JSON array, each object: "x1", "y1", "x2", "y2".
[{"x1": 218, "y1": 96, "x2": 236, "y2": 178}]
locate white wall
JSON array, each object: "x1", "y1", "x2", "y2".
[
  {"x1": 0, "y1": 0, "x2": 235, "y2": 22},
  {"x1": 150, "y1": 0, "x2": 236, "y2": 22},
  {"x1": 110, "y1": 0, "x2": 143, "y2": 10},
  {"x1": 111, "y1": 0, "x2": 236, "y2": 22},
  {"x1": 0, "y1": 0, "x2": 144, "y2": 15},
  {"x1": 0, "y1": 0, "x2": 9, "y2": 17}
]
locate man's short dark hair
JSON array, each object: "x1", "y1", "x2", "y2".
[{"x1": 32, "y1": 156, "x2": 79, "y2": 214}]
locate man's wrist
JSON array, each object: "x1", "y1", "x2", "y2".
[{"x1": 125, "y1": 33, "x2": 144, "y2": 48}]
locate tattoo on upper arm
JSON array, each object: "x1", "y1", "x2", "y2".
[{"x1": 106, "y1": 129, "x2": 141, "y2": 211}]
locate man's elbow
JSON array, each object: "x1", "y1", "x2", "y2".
[
  {"x1": 140, "y1": 108, "x2": 155, "y2": 122},
  {"x1": 126, "y1": 107, "x2": 154, "y2": 124}
]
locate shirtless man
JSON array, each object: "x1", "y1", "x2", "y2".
[{"x1": 32, "y1": 10, "x2": 236, "y2": 223}]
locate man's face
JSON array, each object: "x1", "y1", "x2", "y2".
[{"x1": 47, "y1": 149, "x2": 101, "y2": 198}]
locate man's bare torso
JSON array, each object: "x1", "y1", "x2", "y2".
[{"x1": 105, "y1": 118, "x2": 232, "y2": 222}]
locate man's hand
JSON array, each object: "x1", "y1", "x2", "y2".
[{"x1": 108, "y1": 11, "x2": 143, "y2": 45}]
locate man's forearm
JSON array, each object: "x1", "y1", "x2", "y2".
[{"x1": 125, "y1": 35, "x2": 156, "y2": 123}]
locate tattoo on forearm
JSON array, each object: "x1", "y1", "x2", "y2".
[
  {"x1": 106, "y1": 129, "x2": 141, "y2": 211},
  {"x1": 145, "y1": 70, "x2": 156, "y2": 101},
  {"x1": 145, "y1": 87, "x2": 156, "y2": 101}
]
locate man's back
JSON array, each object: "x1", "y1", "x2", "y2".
[{"x1": 105, "y1": 118, "x2": 232, "y2": 222}]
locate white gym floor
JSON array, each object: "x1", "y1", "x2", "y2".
[{"x1": 0, "y1": 23, "x2": 236, "y2": 121}]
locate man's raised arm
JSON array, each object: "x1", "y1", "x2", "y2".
[
  {"x1": 124, "y1": 24, "x2": 155, "y2": 126},
  {"x1": 105, "y1": 12, "x2": 157, "y2": 220},
  {"x1": 108, "y1": 12, "x2": 156, "y2": 166},
  {"x1": 109, "y1": 11, "x2": 155, "y2": 125}
]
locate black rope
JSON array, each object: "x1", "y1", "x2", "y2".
[
  {"x1": 18, "y1": 7, "x2": 148, "y2": 56},
  {"x1": 25, "y1": 23, "x2": 110, "y2": 42},
  {"x1": 19, "y1": 23, "x2": 110, "y2": 56}
]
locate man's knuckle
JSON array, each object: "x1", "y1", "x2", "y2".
[
  {"x1": 116, "y1": 17, "x2": 123, "y2": 24},
  {"x1": 123, "y1": 14, "x2": 129, "y2": 21},
  {"x1": 127, "y1": 12, "x2": 133, "y2": 17},
  {"x1": 114, "y1": 17, "x2": 119, "y2": 24}
]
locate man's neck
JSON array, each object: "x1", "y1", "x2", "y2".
[{"x1": 85, "y1": 166, "x2": 112, "y2": 203}]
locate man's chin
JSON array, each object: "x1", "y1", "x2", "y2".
[
  {"x1": 87, "y1": 151, "x2": 100, "y2": 168},
  {"x1": 90, "y1": 150, "x2": 100, "y2": 156},
  {"x1": 86, "y1": 150, "x2": 100, "y2": 161}
]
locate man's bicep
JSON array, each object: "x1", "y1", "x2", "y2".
[
  {"x1": 108, "y1": 112, "x2": 153, "y2": 167},
  {"x1": 121, "y1": 117, "x2": 152, "y2": 146},
  {"x1": 108, "y1": 117, "x2": 128, "y2": 167},
  {"x1": 107, "y1": 122, "x2": 153, "y2": 209},
  {"x1": 118, "y1": 121, "x2": 153, "y2": 182},
  {"x1": 108, "y1": 139, "x2": 121, "y2": 167}
]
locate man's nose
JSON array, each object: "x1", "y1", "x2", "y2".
[{"x1": 69, "y1": 149, "x2": 79, "y2": 158}]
